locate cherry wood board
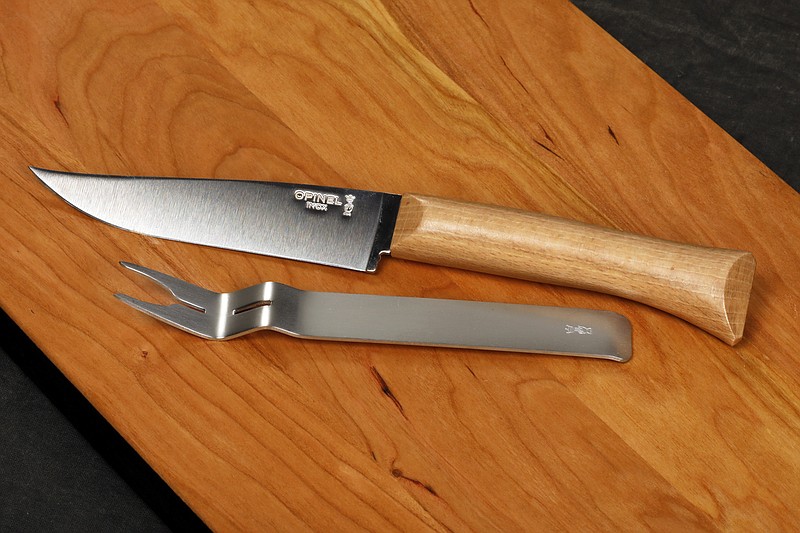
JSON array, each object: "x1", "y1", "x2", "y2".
[{"x1": 1, "y1": 1, "x2": 799, "y2": 530}]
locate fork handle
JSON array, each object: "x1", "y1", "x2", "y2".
[{"x1": 390, "y1": 194, "x2": 756, "y2": 345}]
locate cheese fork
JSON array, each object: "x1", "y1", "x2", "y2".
[{"x1": 115, "y1": 262, "x2": 632, "y2": 361}]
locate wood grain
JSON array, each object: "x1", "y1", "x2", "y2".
[
  {"x1": 1, "y1": 0, "x2": 799, "y2": 530},
  {"x1": 391, "y1": 193, "x2": 755, "y2": 344}
]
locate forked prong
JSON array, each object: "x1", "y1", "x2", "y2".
[
  {"x1": 119, "y1": 261, "x2": 218, "y2": 311},
  {"x1": 115, "y1": 293, "x2": 216, "y2": 339}
]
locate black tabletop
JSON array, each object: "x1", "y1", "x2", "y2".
[{"x1": 2, "y1": 1, "x2": 798, "y2": 530}]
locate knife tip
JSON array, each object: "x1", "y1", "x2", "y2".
[{"x1": 28, "y1": 166, "x2": 57, "y2": 186}]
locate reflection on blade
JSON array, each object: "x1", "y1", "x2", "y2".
[{"x1": 31, "y1": 167, "x2": 401, "y2": 271}]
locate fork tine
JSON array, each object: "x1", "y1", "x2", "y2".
[
  {"x1": 119, "y1": 261, "x2": 218, "y2": 310},
  {"x1": 115, "y1": 293, "x2": 217, "y2": 339}
]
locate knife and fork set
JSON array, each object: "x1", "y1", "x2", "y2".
[{"x1": 31, "y1": 166, "x2": 756, "y2": 362}]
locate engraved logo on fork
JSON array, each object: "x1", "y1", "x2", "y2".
[{"x1": 565, "y1": 325, "x2": 593, "y2": 335}]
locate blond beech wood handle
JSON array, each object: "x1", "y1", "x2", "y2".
[{"x1": 390, "y1": 194, "x2": 755, "y2": 345}]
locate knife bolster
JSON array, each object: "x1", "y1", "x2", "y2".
[{"x1": 390, "y1": 194, "x2": 755, "y2": 345}]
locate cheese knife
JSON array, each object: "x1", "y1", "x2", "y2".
[{"x1": 30, "y1": 167, "x2": 755, "y2": 344}]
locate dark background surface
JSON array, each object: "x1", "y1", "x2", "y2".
[{"x1": 1, "y1": 1, "x2": 798, "y2": 531}]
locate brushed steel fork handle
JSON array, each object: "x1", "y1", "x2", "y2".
[{"x1": 115, "y1": 262, "x2": 633, "y2": 361}]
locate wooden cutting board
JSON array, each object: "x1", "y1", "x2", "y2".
[{"x1": 2, "y1": 1, "x2": 799, "y2": 530}]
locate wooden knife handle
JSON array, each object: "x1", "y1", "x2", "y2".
[{"x1": 390, "y1": 194, "x2": 755, "y2": 345}]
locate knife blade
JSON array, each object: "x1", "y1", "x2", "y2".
[{"x1": 31, "y1": 167, "x2": 755, "y2": 345}]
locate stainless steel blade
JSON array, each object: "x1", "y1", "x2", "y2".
[{"x1": 31, "y1": 167, "x2": 401, "y2": 271}]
